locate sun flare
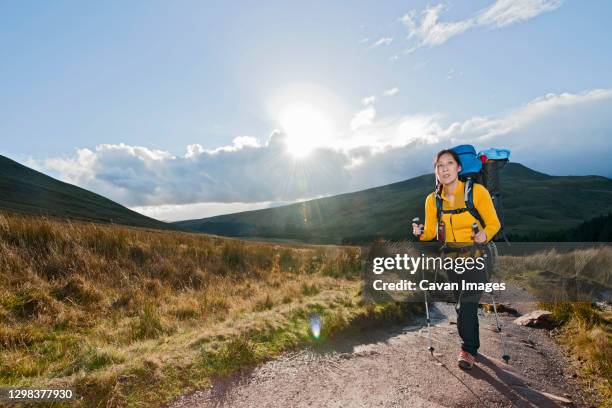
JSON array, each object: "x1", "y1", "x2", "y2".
[{"x1": 278, "y1": 102, "x2": 335, "y2": 158}]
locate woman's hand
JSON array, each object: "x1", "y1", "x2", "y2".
[
  {"x1": 412, "y1": 223, "x2": 424, "y2": 237},
  {"x1": 473, "y1": 230, "x2": 487, "y2": 244}
]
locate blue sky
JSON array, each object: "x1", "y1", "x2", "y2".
[{"x1": 1, "y1": 1, "x2": 611, "y2": 220}]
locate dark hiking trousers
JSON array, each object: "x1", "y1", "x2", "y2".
[{"x1": 444, "y1": 253, "x2": 488, "y2": 357}]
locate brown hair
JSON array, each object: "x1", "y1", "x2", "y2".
[{"x1": 434, "y1": 149, "x2": 461, "y2": 167}]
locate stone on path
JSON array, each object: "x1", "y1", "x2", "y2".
[{"x1": 513, "y1": 310, "x2": 553, "y2": 328}]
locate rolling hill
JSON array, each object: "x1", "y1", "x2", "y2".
[
  {"x1": 175, "y1": 163, "x2": 612, "y2": 244},
  {"x1": 0, "y1": 154, "x2": 176, "y2": 230}
]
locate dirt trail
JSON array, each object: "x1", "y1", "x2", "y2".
[{"x1": 169, "y1": 286, "x2": 591, "y2": 408}]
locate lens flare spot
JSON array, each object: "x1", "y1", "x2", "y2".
[{"x1": 309, "y1": 313, "x2": 322, "y2": 340}]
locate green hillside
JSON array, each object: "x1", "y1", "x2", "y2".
[
  {"x1": 0, "y1": 155, "x2": 176, "y2": 230},
  {"x1": 175, "y1": 163, "x2": 612, "y2": 243},
  {"x1": 508, "y1": 212, "x2": 612, "y2": 241}
]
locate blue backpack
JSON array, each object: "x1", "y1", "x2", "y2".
[{"x1": 435, "y1": 145, "x2": 510, "y2": 242}]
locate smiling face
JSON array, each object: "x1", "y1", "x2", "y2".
[{"x1": 435, "y1": 152, "x2": 462, "y2": 186}]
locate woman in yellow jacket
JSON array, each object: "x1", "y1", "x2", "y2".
[{"x1": 412, "y1": 149, "x2": 500, "y2": 369}]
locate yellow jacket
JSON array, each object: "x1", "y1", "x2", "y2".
[{"x1": 419, "y1": 180, "x2": 501, "y2": 243}]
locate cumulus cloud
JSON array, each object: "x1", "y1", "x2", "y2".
[
  {"x1": 32, "y1": 132, "x2": 352, "y2": 208},
  {"x1": 347, "y1": 89, "x2": 612, "y2": 187},
  {"x1": 350, "y1": 105, "x2": 376, "y2": 131},
  {"x1": 361, "y1": 95, "x2": 377, "y2": 106},
  {"x1": 346, "y1": 114, "x2": 443, "y2": 153},
  {"x1": 383, "y1": 87, "x2": 399, "y2": 96},
  {"x1": 402, "y1": 0, "x2": 562, "y2": 50},
  {"x1": 30, "y1": 89, "x2": 612, "y2": 220}
]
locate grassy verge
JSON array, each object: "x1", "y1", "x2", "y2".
[
  {"x1": 540, "y1": 301, "x2": 612, "y2": 407},
  {"x1": 0, "y1": 211, "x2": 419, "y2": 407},
  {"x1": 494, "y1": 246, "x2": 611, "y2": 407}
]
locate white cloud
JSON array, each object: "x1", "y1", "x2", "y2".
[
  {"x1": 360, "y1": 89, "x2": 397, "y2": 106},
  {"x1": 350, "y1": 105, "x2": 376, "y2": 130},
  {"x1": 453, "y1": 89, "x2": 612, "y2": 141},
  {"x1": 31, "y1": 88, "x2": 612, "y2": 221},
  {"x1": 34, "y1": 132, "x2": 352, "y2": 208},
  {"x1": 478, "y1": 0, "x2": 563, "y2": 27},
  {"x1": 131, "y1": 201, "x2": 277, "y2": 222},
  {"x1": 345, "y1": 114, "x2": 445, "y2": 154},
  {"x1": 361, "y1": 95, "x2": 377, "y2": 106},
  {"x1": 402, "y1": 0, "x2": 562, "y2": 50},
  {"x1": 185, "y1": 144, "x2": 205, "y2": 159},
  {"x1": 194, "y1": 135, "x2": 261, "y2": 155},
  {"x1": 382, "y1": 87, "x2": 399, "y2": 96},
  {"x1": 402, "y1": 5, "x2": 474, "y2": 47},
  {"x1": 231, "y1": 135, "x2": 260, "y2": 148},
  {"x1": 348, "y1": 89, "x2": 612, "y2": 187},
  {"x1": 371, "y1": 37, "x2": 393, "y2": 48}
]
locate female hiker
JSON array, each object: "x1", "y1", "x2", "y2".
[{"x1": 412, "y1": 148, "x2": 501, "y2": 369}]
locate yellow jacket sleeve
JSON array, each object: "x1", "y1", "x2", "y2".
[
  {"x1": 419, "y1": 193, "x2": 438, "y2": 241},
  {"x1": 473, "y1": 184, "x2": 501, "y2": 242}
]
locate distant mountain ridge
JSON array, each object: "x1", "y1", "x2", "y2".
[
  {"x1": 0, "y1": 155, "x2": 177, "y2": 230},
  {"x1": 175, "y1": 163, "x2": 612, "y2": 244}
]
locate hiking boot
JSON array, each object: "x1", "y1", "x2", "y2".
[{"x1": 457, "y1": 350, "x2": 476, "y2": 369}]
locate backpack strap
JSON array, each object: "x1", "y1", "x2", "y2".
[
  {"x1": 436, "y1": 179, "x2": 485, "y2": 227},
  {"x1": 464, "y1": 178, "x2": 485, "y2": 228},
  {"x1": 435, "y1": 190, "x2": 442, "y2": 222},
  {"x1": 435, "y1": 187, "x2": 468, "y2": 217}
]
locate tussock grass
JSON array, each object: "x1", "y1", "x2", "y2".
[
  {"x1": 541, "y1": 301, "x2": 612, "y2": 407},
  {"x1": 0, "y1": 211, "x2": 413, "y2": 407},
  {"x1": 253, "y1": 294, "x2": 274, "y2": 311},
  {"x1": 130, "y1": 303, "x2": 169, "y2": 340},
  {"x1": 498, "y1": 246, "x2": 612, "y2": 407},
  {"x1": 497, "y1": 246, "x2": 612, "y2": 287},
  {"x1": 199, "y1": 336, "x2": 262, "y2": 376},
  {"x1": 300, "y1": 282, "x2": 320, "y2": 296}
]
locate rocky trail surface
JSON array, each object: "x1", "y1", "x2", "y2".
[{"x1": 169, "y1": 287, "x2": 592, "y2": 408}]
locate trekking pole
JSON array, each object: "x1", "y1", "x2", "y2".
[
  {"x1": 423, "y1": 284, "x2": 435, "y2": 354},
  {"x1": 490, "y1": 291, "x2": 510, "y2": 363},
  {"x1": 472, "y1": 223, "x2": 510, "y2": 364},
  {"x1": 414, "y1": 217, "x2": 434, "y2": 355}
]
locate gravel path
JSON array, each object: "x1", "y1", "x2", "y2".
[{"x1": 168, "y1": 286, "x2": 591, "y2": 408}]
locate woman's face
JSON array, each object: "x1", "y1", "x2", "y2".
[{"x1": 435, "y1": 153, "x2": 461, "y2": 186}]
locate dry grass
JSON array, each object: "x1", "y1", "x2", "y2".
[
  {"x1": 497, "y1": 246, "x2": 612, "y2": 287},
  {"x1": 495, "y1": 247, "x2": 612, "y2": 407},
  {"x1": 542, "y1": 302, "x2": 612, "y2": 407},
  {"x1": 0, "y1": 211, "x2": 414, "y2": 407}
]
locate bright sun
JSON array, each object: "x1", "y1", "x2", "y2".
[{"x1": 278, "y1": 102, "x2": 335, "y2": 158}]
